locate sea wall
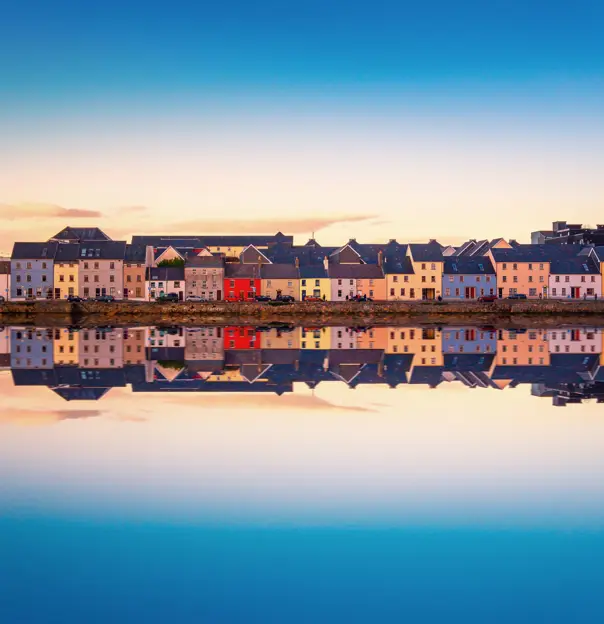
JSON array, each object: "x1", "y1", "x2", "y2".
[{"x1": 3, "y1": 299, "x2": 604, "y2": 326}]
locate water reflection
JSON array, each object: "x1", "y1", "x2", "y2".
[{"x1": 1, "y1": 324, "x2": 604, "y2": 406}]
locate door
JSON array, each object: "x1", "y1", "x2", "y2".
[
  {"x1": 572, "y1": 287, "x2": 581, "y2": 299},
  {"x1": 465, "y1": 287, "x2": 475, "y2": 299},
  {"x1": 217, "y1": 289, "x2": 222, "y2": 301},
  {"x1": 498, "y1": 288, "x2": 503, "y2": 298},
  {"x1": 178, "y1": 291, "x2": 183, "y2": 301},
  {"x1": 123, "y1": 288, "x2": 129, "y2": 300},
  {"x1": 54, "y1": 288, "x2": 61, "y2": 299}
]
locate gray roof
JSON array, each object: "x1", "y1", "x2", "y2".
[
  {"x1": 549, "y1": 256, "x2": 600, "y2": 275},
  {"x1": 54, "y1": 244, "x2": 82, "y2": 262},
  {"x1": 299, "y1": 265, "x2": 328, "y2": 279},
  {"x1": 78, "y1": 241, "x2": 127, "y2": 260},
  {"x1": 11, "y1": 242, "x2": 58, "y2": 260},
  {"x1": 443, "y1": 257, "x2": 495, "y2": 275},
  {"x1": 133, "y1": 233, "x2": 293, "y2": 247},
  {"x1": 124, "y1": 244, "x2": 148, "y2": 263},
  {"x1": 383, "y1": 255, "x2": 414, "y2": 275},
  {"x1": 408, "y1": 243, "x2": 444, "y2": 262},
  {"x1": 490, "y1": 244, "x2": 585, "y2": 263},
  {"x1": 327, "y1": 264, "x2": 384, "y2": 279},
  {"x1": 225, "y1": 264, "x2": 261, "y2": 279},
  {"x1": 50, "y1": 227, "x2": 111, "y2": 242},
  {"x1": 185, "y1": 255, "x2": 225, "y2": 268},
  {"x1": 147, "y1": 266, "x2": 185, "y2": 280},
  {"x1": 261, "y1": 264, "x2": 299, "y2": 279}
]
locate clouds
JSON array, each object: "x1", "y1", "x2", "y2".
[{"x1": 0, "y1": 203, "x2": 101, "y2": 220}]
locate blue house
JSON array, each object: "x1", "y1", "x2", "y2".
[
  {"x1": 10, "y1": 327, "x2": 54, "y2": 369},
  {"x1": 11, "y1": 242, "x2": 58, "y2": 300},
  {"x1": 442, "y1": 327, "x2": 498, "y2": 354},
  {"x1": 442, "y1": 257, "x2": 496, "y2": 300}
]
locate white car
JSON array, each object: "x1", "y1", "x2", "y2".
[{"x1": 186, "y1": 295, "x2": 207, "y2": 302}]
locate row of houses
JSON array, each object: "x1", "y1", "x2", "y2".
[
  {"x1": 4, "y1": 325, "x2": 604, "y2": 406},
  {"x1": 5, "y1": 226, "x2": 604, "y2": 301}
]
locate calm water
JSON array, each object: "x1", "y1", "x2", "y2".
[{"x1": 1, "y1": 324, "x2": 604, "y2": 623}]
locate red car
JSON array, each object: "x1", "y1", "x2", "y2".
[
  {"x1": 304, "y1": 296, "x2": 323, "y2": 302},
  {"x1": 478, "y1": 294, "x2": 497, "y2": 302}
]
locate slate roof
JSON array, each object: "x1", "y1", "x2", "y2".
[
  {"x1": 549, "y1": 256, "x2": 600, "y2": 275},
  {"x1": 327, "y1": 264, "x2": 384, "y2": 279},
  {"x1": 224, "y1": 264, "x2": 262, "y2": 279},
  {"x1": 299, "y1": 265, "x2": 329, "y2": 279},
  {"x1": 489, "y1": 244, "x2": 585, "y2": 263},
  {"x1": 77, "y1": 241, "x2": 127, "y2": 260},
  {"x1": 146, "y1": 266, "x2": 185, "y2": 281},
  {"x1": 265, "y1": 243, "x2": 337, "y2": 266},
  {"x1": 330, "y1": 240, "x2": 409, "y2": 265},
  {"x1": 382, "y1": 254, "x2": 414, "y2": 275},
  {"x1": 124, "y1": 244, "x2": 148, "y2": 263},
  {"x1": 443, "y1": 257, "x2": 496, "y2": 275},
  {"x1": 11, "y1": 242, "x2": 58, "y2": 260},
  {"x1": 261, "y1": 264, "x2": 299, "y2": 279},
  {"x1": 443, "y1": 354, "x2": 495, "y2": 371},
  {"x1": 54, "y1": 243, "x2": 82, "y2": 262},
  {"x1": 408, "y1": 242, "x2": 444, "y2": 262},
  {"x1": 185, "y1": 255, "x2": 225, "y2": 268},
  {"x1": 133, "y1": 234, "x2": 293, "y2": 247},
  {"x1": 50, "y1": 227, "x2": 111, "y2": 242}
]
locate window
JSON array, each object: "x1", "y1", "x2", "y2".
[
  {"x1": 448, "y1": 275, "x2": 454, "y2": 282},
  {"x1": 528, "y1": 276, "x2": 533, "y2": 282},
  {"x1": 314, "y1": 280, "x2": 320, "y2": 287},
  {"x1": 59, "y1": 275, "x2": 64, "y2": 282},
  {"x1": 421, "y1": 263, "x2": 426, "y2": 270},
  {"x1": 393, "y1": 275, "x2": 398, "y2": 283},
  {"x1": 301, "y1": 279, "x2": 307, "y2": 286},
  {"x1": 110, "y1": 262, "x2": 115, "y2": 270},
  {"x1": 502, "y1": 263, "x2": 507, "y2": 270},
  {"x1": 581, "y1": 276, "x2": 586, "y2": 283},
  {"x1": 459, "y1": 276, "x2": 464, "y2": 283},
  {"x1": 528, "y1": 263, "x2": 533, "y2": 270},
  {"x1": 552, "y1": 288, "x2": 557, "y2": 296},
  {"x1": 421, "y1": 276, "x2": 426, "y2": 283},
  {"x1": 512, "y1": 263, "x2": 517, "y2": 270},
  {"x1": 431, "y1": 276, "x2": 436, "y2": 283},
  {"x1": 539, "y1": 276, "x2": 544, "y2": 282},
  {"x1": 431, "y1": 263, "x2": 436, "y2": 270},
  {"x1": 455, "y1": 288, "x2": 460, "y2": 296},
  {"x1": 529, "y1": 288, "x2": 537, "y2": 296},
  {"x1": 109, "y1": 275, "x2": 115, "y2": 283},
  {"x1": 94, "y1": 262, "x2": 99, "y2": 269},
  {"x1": 565, "y1": 276, "x2": 570, "y2": 282},
  {"x1": 502, "y1": 276, "x2": 507, "y2": 283},
  {"x1": 390, "y1": 288, "x2": 395, "y2": 296},
  {"x1": 445, "y1": 288, "x2": 450, "y2": 296},
  {"x1": 513, "y1": 276, "x2": 518, "y2": 283}
]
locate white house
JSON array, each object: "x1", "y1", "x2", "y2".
[{"x1": 548, "y1": 255, "x2": 602, "y2": 299}]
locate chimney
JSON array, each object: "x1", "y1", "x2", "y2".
[
  {"x1": 295, "y1": 257, "x2": 299, "y2": 268},
  {"x1": 323, "y1": 255, "x2": 329, "y2": 271},
  {"x1": 377, "y1": 250, "x2": 383, "y2": 267}
]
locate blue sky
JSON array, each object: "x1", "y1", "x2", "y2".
[
  {"x1": 1, "y1": 0, "x2": 602, "y2": 249},
  {"x1": 3, "y1": 0, "x2": 603, "y2": 100}
]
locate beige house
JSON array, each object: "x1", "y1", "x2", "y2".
[
  {"x1": 53, "y1": 244, "x2": 80, "y2": 299},
  {"x1": 185, "y1": 256, "x2": 225, "y2": 300},
  {"x1": 78, "y1": 241, "x2": 127, "y2": 299},
  {"x1": 261, "y1": 264, "x2": 299, "y2": 299}
]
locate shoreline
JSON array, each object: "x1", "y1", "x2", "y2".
[{"x1": 3, "y1": 300, "x2": 604, "y2": 327}]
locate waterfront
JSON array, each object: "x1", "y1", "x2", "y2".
[{"x1": 1, "y1": 323, "x2": 604, "y2": 622}]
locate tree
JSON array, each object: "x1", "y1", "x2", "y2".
[{"x1": 157, "y1": 258, "x2": 184, "y2": 268}]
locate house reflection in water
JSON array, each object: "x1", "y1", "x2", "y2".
[{"x1": 5, "y1": 325, "x2": 604, "y2": 406}]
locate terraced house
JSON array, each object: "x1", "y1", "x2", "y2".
[
  {"x1": 53, "y1": 243, "x2": 80, "y2": 299},
  {"x1": 123, "y1": 244, "x2": 148, "y2": 301},
  {"x1": 185, "y1": 256, "x2": 225, "y2": 300},
  {"x1": 11, "y1": 242, "x2": 58, "y2": 300},
  {"x1": 406, "y1": 242, "x2": 445, "y2": 300},
  {"x1": 78, "y1": 241, "x2": 127, "y2": 299},
  {"x1": 442, "y1": 257, "x2": 496, "y2": 300}
]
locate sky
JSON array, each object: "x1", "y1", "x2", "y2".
[{"x1": 1, "y1": 0, "x2": 603, "y2": 253}]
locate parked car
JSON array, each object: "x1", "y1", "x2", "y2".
[
  {"x1": 275, "y1": 295, "x2": 295, "y2": 303},
  {"x1": 350, "y1": 295, "x2": 373, "y2": 302},
  {"x1": 67, "y1": 295, "x2": 83, "y2": 303},
  {"x1": 255, "y1": 295, "x2": 271, "y2": 302},
  {"x1": 303, "y1": 296, "x2": 323, "y2": 302},
  {"x1": 507, "y1": 293, "x2": 528, "y2": 300},
  {"x1": 477, "y1": 294, "x2": 497, "y2": 302},
  {"x1": 156, "y1": 293, "x2": 180, "y2": 303},
  {"x1": 0, "y1": 295, "x2": 5, "y2": 303},
  {"x1": 95, "y1": 295, "x2": 115, "y2": 303},
  {"x1": 186, "y1": 295, "x2": 207, "y2": 302}
]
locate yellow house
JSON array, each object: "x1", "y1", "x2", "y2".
[
  {"x1": 406, "y1": 243, "x2": 445, "y2": 300},
  {"x1": 53, "y1": 328, "x2": 79, "y2": 365},
  {"x1": 384, "y1": 255, "x2": 415, "y2": 300},
  {"x1": 53, "y1": 244, "x2": 80, "y2": 299},
  {"x1": 299, "y1": 266, "x2": 330, "y2": 300},
  {"x1": 300, "y1": 326, "x2": 331, "y2": 349}
]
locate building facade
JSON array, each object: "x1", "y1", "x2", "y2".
[
  {"x1": 261, "y1": 264, "x2": 299, "y2": 299},
  {"x1": 11, "y1": 242, "x2": 58, "y2": 300},
  {"x1": 0, "y1": 259, "x2": 10, "y2": 300},
  {"x1": 442, "y1": 257, "x2": 496, "y2": 300},
  {"x1": 147, "y1": 266, "x2": 186, "y2": 300},
  {"x1": 53, "y1": 244, "x2": 80, "y2": 299},
  {"x1": 185, "y1": 256, "x2": 225, "y2": 300},
  {"x1": 123, "y1": 244, "x2": 148, "y2": 301},
  {"x1": 78, "y1": 241, "x2": 127, "y2": 299},
  {"x1": 299, "y1": 266, "x2": 330, "y2": 300},
  {"x1": 224, "y1": 264, "x2": 261, "y2": 301}
]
